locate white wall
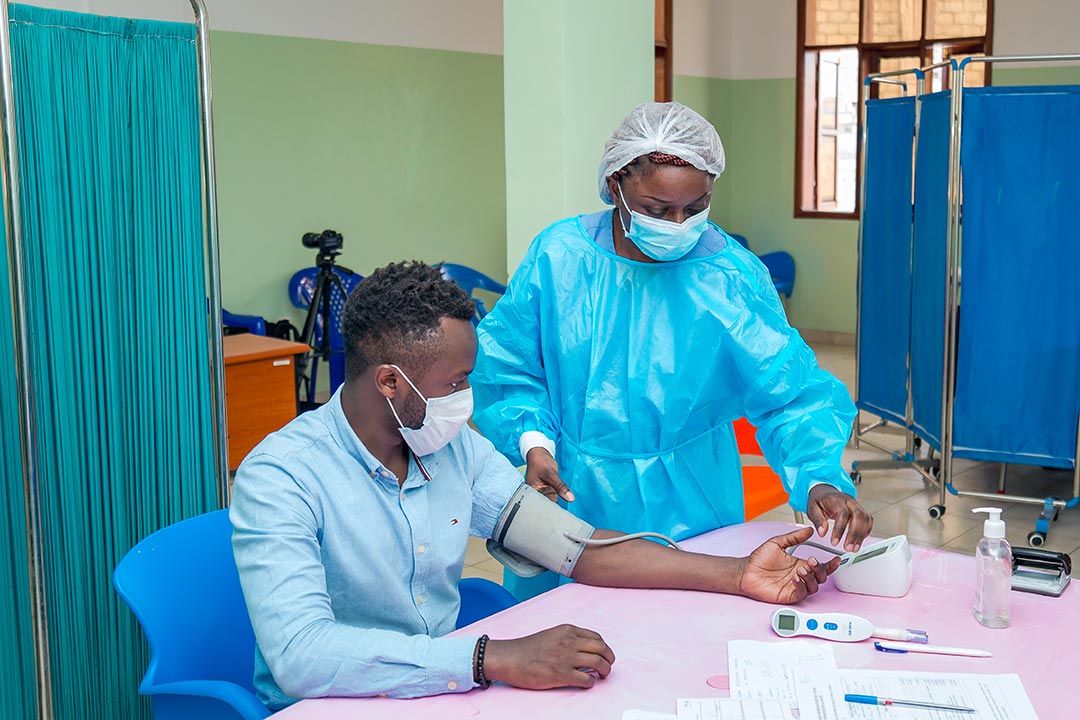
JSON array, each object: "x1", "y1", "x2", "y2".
[
  {"x1": 22, "y1": 0, "x2": 1080, "y2": 77},
  {"x1": 728, "y1": 0, "x2": 797, "y2": 80},
  {"x1": 23, "y1": 0, "x2": 504, "y2": 54},
  {"x1": 672, "y1": 0, "x2": 733, "y2": 78},
  {"x1": 674, "y1": 0, "x2": 1080, "y2": 81},
  {"x1": 993, "y1": 0, "x2": 1080, "y2": 57}
]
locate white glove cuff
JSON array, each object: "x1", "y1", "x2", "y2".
[{"x1": 519, "y1": 431, "x2": 556, "y2": 463}]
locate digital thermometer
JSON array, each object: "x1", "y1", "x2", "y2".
[{"x1": 770, "y1": 609, "x2": 874, "y2": 642}]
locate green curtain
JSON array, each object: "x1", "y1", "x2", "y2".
[{"x1": 4, "y1": 5, "x2": 219, "y2": 718}]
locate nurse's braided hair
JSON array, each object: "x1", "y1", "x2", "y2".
[
  {"x1": 613, "y1": 151, "x2": 693, "y2": 182},
  {"x1": 342, "y1": 260, "x2": 476, "y2": 380}
]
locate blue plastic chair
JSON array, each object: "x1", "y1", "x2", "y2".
[
  {"x1": 456, "y1": 577, "x2": 518, "y2": 629},
  {"x1": 439, "y1": 263, "x2": 507, "y2": 324},
  {"x1": 112, "y1": 510, "x2": 271, "y2": 720},
  {"x1": 726, "y1": 234, "x2": 796, "y2": 301},
  {"x1": 222, "y1": 309, "x2": 267, "y2": 336},
  {"x1": 288, "y1": 267, "x2": 363, "y2": 400},
  {"x1": 114, "y1": 509, "x2": 517, "y2": 718},
  {"x1": 760, "y1": 251, "x2": 796, "y2": 300}
]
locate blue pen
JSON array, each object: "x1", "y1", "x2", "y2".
[{"x1": 845, "y1": 693, "x2": 976, "y2": 713}]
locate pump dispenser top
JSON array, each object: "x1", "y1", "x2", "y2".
[{"x1": 972, "y1": 507, "x2": 1006, "y2": 538}]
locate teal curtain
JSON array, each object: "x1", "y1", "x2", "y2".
[
  {"x1": 1, "y1": 229, "x2": 36, "y2": 717},
  {"x1": 5, "y1": 5, "x2": 219, "y2": 718}
]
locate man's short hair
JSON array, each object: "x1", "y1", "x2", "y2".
[{"x1": 342, "y1": 261, "x2": 476, "y2": 380}]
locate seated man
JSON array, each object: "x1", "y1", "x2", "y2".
[{"x1": 231, "y1": 261, "x2": 840, "y2": 710}]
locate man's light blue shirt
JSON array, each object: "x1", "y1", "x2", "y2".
[{"x1": 230, "y1": 389, "x2": 523, "y2": 710}]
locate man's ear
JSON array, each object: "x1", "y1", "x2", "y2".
[{"x1": 373, "y1": 364, "x2": 398, "y2": 399}]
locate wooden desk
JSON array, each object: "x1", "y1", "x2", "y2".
[{"x1": 223, "y1": 334, "x2": 311, "y2": 470}]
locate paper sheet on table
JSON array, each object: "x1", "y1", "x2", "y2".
[
  {"x1": 676, "y1": 698, "x2": 788, "y2": 720},
  {"x1": 794, "y1": 669, "x2": 1038, "y2": 720},
  {"x1": 621, "y1": 711, "x2": 677, "y2": 720},
  {"x1": 728, "y1": 639, "x2": 837, "y2": 709}
]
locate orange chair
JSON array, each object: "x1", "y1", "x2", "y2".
[{"x1": 734, "y1": 418, "x2": 801, "y2": 521}]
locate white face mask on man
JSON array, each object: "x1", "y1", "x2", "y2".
[{"x1": 385, "y1": 364, "x2": 473, "y2": 456}]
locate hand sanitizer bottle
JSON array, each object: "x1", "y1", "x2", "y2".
[{"x1": 972, "y1": 507, "x2": 1011, "y2": 628}]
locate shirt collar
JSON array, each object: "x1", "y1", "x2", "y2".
[{"x1": 324, "y1": 387, "x2": 429, "y2": 489}]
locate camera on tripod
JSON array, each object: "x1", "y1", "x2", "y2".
[
  {"x1": 301, "y1": 229, "x2": 344, "y2": 255},
  {"x1": 294, "y1": 229, "x2": 356, "y2": 411}
]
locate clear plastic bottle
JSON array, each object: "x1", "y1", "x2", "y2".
[{"x1": 972, "y1": 507, "x2": 1011, "y2": 628}]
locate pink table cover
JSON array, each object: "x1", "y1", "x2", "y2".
[{"x1": 275, "y1": 522, "x2": 1076, "y2": 719}]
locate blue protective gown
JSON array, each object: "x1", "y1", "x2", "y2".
[{"x1": 473, "y1": 210, "x2": 857, "y2": 544}]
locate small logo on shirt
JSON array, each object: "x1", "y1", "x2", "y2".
[{"x1": 450, "y1": 518, "x2": 458, "y2": 526}]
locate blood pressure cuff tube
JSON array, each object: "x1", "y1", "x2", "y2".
[{"x1": 486, "y1": 484, "x2": 595, "y2": 578}]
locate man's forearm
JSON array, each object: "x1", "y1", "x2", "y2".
[{"x1": 569, "y1": 530, "x2": 745, "y2": 594}]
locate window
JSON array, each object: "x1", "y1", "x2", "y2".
[{"x1": 795, "y1": 0, "x2": 993, "y2": 217}]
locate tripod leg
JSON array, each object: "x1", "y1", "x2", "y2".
[{"x1": 296, "y1": 278, "x2": 327, "y2": 405}]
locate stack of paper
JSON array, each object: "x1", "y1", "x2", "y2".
[{"x1": 726, "y1": 640, "x2": 1039, "y2": 720}]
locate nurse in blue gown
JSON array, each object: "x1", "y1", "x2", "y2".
[{"x1": 472, "y1": 102, "x2": 872, "y2": 598}]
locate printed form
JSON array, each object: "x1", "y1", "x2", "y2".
[{"x1": 794, "y1": 669, "x2": 1038, "y2": 720}]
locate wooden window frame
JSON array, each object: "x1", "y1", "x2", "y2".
[
  {"x1": 794, "y1": 0, "x2": 994, "y2": 219},
  {"x1": 655, "y1": 0, "x2": 673, "y2": 102}
]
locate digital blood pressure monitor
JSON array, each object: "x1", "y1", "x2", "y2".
[{"x1": 832, "y1": 535, "x2": 913, "y2": 598}]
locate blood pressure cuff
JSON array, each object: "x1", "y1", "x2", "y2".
[{"x1": 486, "y1": 484, "x2": 595, "y2": 578}]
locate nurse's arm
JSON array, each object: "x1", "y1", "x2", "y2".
[{"x1": 570, "y1": 525, "x2": 840, "y2": 605}]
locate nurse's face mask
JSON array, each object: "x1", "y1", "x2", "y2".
[
  {"x1": 616, "y1": 182, "x2": 710, "y2": 262},
  {"x1": 385, "y1": 364, "x2": 473, "y2": 456}
]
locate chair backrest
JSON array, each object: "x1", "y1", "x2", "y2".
[
  {"x1": 439, "y1": 263, "x2": 507, "y2": 322},
  {"x1": 759, "y1": 251, "x2": 796, "y2": 298},
  {"x1": 113, "y1": 510, "x2": 257, "y2": 691},
  {"x1": 287, "y1": 267, "x2": 364, "y2": 394},
  {"x1": 456, "y1": 577, "x2": 518, "y2": 629},
  {"x1": 222, "y1": 309, "x2": 266, "y2": 336}
]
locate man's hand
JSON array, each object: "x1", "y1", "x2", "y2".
[
  {"x1": 737, "y1": 526, "x2": 842, "y2": 604},
  {"x1": 805, "y1": 485, "x2": 874, "y2": 552},
  {"x1": 525, "y1": 447, "x2": 574, "y2": 503},
  {"x1": 483, "y1": 624, "x2": 615, "y2": 689}
]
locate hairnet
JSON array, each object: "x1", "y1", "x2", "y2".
[{"x1": 597, "y1": 102, "x2": 726, "y2": 204}]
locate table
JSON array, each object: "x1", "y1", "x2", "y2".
[
  {"x1": 223, "y1": 334, "x2": 310, "y2": 470},
  {"x1": 276, "y1": 522, "x2": 1078, "y2": 719}
]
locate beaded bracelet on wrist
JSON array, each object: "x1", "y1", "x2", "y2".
[{"x1": 474, "y1": 634, "x2": 491, "y2": 688}]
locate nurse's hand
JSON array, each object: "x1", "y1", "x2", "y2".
[
  {"x1": 806, "y1": 485, "x2": 874, "y2": 552},
  {"x1": 738, "y1": 526, "x2": 842, "y2": 604},
  {"x1": 525, "y1": 447, "x2": 575, "y2": 503}
]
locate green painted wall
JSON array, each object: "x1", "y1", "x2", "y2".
[
  {"x1": 676, "y1": 74, "x2": 857, "y2": 333},
  {"x1": 994, "y1": 65, "x2": 1080, "y2": 86},
  {"x1": 208, "y1": 24, "x2": 1079, "y2": 336},
  {"x1": 210, "y1": 31, "x2": 507, "y2": 327},
  {"x1": 503, "y1": 0, "x2": 653, "y2": 272},
  {"x1": 672, "y1": 74, "x2": 734, "y2": 222},
  {"x1": 675, "y1": 65, "x2": 1080, "y2": 334}
]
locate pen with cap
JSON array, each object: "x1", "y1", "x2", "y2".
[
  {"x1": 875, "y1": 641, "x2": 992, "y2": 657},
  {"x1": 845, "y1": 694, "x2": 976, "y2": 713}
]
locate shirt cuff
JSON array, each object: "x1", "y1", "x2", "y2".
[
  {"x1": 519, "y1": 431, "x2": 556, "y2": 462},
  {"x1": 427, "y1": 634, "x2": 483, "y2": 694}
]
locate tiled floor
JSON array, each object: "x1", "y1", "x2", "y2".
[{"x1": 463, "y1": 341, "x2": 1080, "y2": 581}]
